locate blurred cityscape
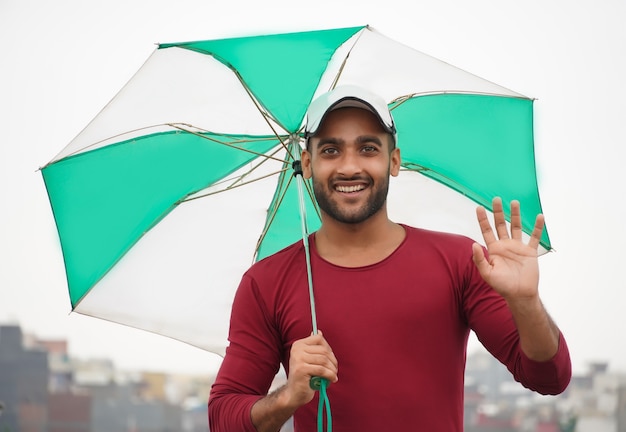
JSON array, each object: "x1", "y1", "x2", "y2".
[{"x1": 1, "y1": 323, "x2": 624, "y2": 432}]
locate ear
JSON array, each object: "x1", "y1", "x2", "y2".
[
  {"x1": 301, "y1": 149, "x2": 312, "y2": 179},
  {"x1": 390, "y1": 147, "x2": 401, "y2": 177}
]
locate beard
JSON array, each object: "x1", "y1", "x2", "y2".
[{"x1": 312, "y1": 172, "x2": 390, "y2": 224}]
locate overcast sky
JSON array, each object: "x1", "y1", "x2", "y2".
[{"x1": 1, "y1": 0, "x2": 625, "y2": 375}]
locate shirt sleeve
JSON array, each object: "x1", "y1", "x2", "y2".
[
  {"x1": 208, "y1": 273, "x2": 283, "y2": 432},
  {"x1": 515, "y1": 331, "x2": 571, "y2": 394},
  {"x1": 462, "y1": 254, "x2": 572, "y2": 395}
]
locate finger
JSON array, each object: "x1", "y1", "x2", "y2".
[
  {"x1": 492, "y1": 197, "x2": 509, "y2": 240},
  {"x1": 476, "y1": 205, "x2": 497, "y2": 246},
  {"x1": 301, "y1": 344, "x2": 336, "y2": 364},
  {"x1": 299, "y1": 349, "x2": 339, "y2": 383},
  {"x1": 307, "y1": 363, "x2": 339, "y2": 383},
  {"x1": 527, "y1": 213, "x2": 545, "y2": 250},
  {"x1": 471, "y1": 242, "x2": 490, "y2": 277},
  {"x1": 510, "y1": 200, "x2": 522, "y2": 240},
  {"x1": 301, "y1": 332, "x2": 338, "y2": 369},
  {"x1": 303, "y1": 352, "x2": 338, "y2": 372},
  {"x1": 315, "y1": 331, "x2": 338, "y2": 368},
  {"x1": 304, "y1": 332, "x2": 330, "y2": 350}
]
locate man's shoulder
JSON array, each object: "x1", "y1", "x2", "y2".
[
  {"x1": 246, "y1": 238, "x2": 305, "y2": 274},
  {"x1": 403, "y1": 224, "x2": 477, "y2": 247},
  {"x1": 239, "y1": 239, "x2": 307, "y2": 300}
]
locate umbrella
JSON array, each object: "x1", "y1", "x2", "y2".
[{"x1": 41, "y1": 25, "x2": 551, "y2": 357}]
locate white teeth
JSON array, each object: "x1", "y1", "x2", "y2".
[{"x1": 336, "y1": 185, "x2": 365, "y2": 193}]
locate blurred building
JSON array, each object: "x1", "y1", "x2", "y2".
[
  {"x1": 39, "y1": 339, "x2": 73, "y2": 393},
  {"x1": 618, "y1": 385, "x2": 626, "y2": 432},
  {"x1": 1, "y1": 323, "x2": 206, "y2": 432},
  {"x1": 75, "y1": 362, "x2": 184, "y2": 432},
  {"x1": 561, "y1": 361, "x2": 624, "y2": 432},
  {"x1": 0, "y1": 324, "x2": 49, "y2": 432},
  {"x1": 6, "y1": 321, "x2": 624, "y2": 432},
  {"x1": 463, "y1": 348, "x2": 626, "y2": 432},
  {"x1": 48, "y1": 391, "x2": 92, "y2": 432}
]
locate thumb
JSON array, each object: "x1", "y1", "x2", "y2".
[{"x1": 472, "y1": 243, "x2": 490, "y2": 275}]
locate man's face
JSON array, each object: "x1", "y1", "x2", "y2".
[{"x1": 302, "y1": 107, "x2": 400, "y2": 225}]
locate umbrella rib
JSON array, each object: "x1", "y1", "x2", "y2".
[
  {"x1": 224, "y1": 146, "x2": 285, "y2": 189},
  {"x1": 51, "y1": 122, "x2": 290, "y2": 163},
  {"x1": 330, "y1": 28, "x2": 366, "y2": 90},
  {"x1": 232, "y1": 70, "x2": 295, "y2": 160},
  {"x1": 54, "y1": 124, "x2": 187, "y2": 160},
  {"x1": 400, "y1": 164, "x2": 430, "y2": 173},
  {"x1": 175, "y1": 133, "x2": 288, "y2": 201},
  {"x1": 175, "y1": 44, "x2": 293, "y2": 151},
  {"x1": 389, "y1": 90, "x2": 532, "y2": 107},
  {"x1": 253, "y1": 171, "x2": 295, "y2": 256},
  {"x1": 180, "y1": 167, "x2": 289, "y2": 203},
  {"x1": 168, "y1": 123, "x2": 287, "y2": 163},
  {"x1": 302, "y1": 176, "x2": 321, "y2": 220}
]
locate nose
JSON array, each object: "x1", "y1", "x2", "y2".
[{"x1": 337, "y1": 148, "x2": 362, "y2": 177}]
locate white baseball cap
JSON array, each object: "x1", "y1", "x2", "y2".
[{"x1": 304, "y1": 85, "x2": 396, "y2": 139}]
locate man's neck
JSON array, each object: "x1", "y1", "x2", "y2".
[{"x1": 313, "y1": 211, "x2": 406, "y2": 267}]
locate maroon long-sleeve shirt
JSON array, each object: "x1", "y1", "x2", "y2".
[{"x1": 209, "y1": 226, "x2": 571, "y2": 431}]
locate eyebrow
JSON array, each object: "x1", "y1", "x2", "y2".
[{"x1": 313, "y1": 135, "x2": 384, "y2": 148}]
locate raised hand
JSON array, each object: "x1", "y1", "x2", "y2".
[{"x1": 471, "y1": 197, "x2": 545, "y2": 301}]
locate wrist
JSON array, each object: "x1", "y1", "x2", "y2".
[
  {"x1": 251, "y1": 386, "x2": 299, "y2": 432},
  {"x1": 273, "y1": 384, "x2": 303, "y2": 413},
  {"x1": 505, "y1": 294, "x2": 543, "y2": 315}
]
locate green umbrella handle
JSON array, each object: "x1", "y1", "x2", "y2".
[
  {"x1": 310, "y1": 376, "x2": 325, "y2": 390},
  {"x1": 315, "y1": 377, "x2": 332, "y2": 432}
]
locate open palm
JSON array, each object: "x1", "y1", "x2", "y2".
[{"x1": 472, "y1": 198, "x2": 545, "y2": 300}]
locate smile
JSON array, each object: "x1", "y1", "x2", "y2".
[{"x1": 336, "y1": 184, "x2": 366, "y2": 193}]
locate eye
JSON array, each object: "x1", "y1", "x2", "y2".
[
  {"x1": 361, "y1": 145, "x2": 379, "y2": 154},
  {"x1": 321, "y1": 147, "x2": 339, "y2": 155}
]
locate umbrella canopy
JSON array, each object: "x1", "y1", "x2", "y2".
[{"x1": 41, "y1": 25, "x2": 550, "y2": 355}]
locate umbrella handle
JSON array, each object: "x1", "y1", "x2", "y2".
[
  {"x1": 316, "y1": 378, "x2": 332, "y2": 432},
  {"x1": 293, "y1": 150, "x2": 332, "y2": 432},
  {"x1": 293, "y1": 160, "x2": 327, "y2": 395},
  {"x1": 310, "y1": 376, "x2": 326, "y2": 390}
]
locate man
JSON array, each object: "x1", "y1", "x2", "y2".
[{"x1": 209, "y1": 86, "x2": 571, "y2": 432}]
